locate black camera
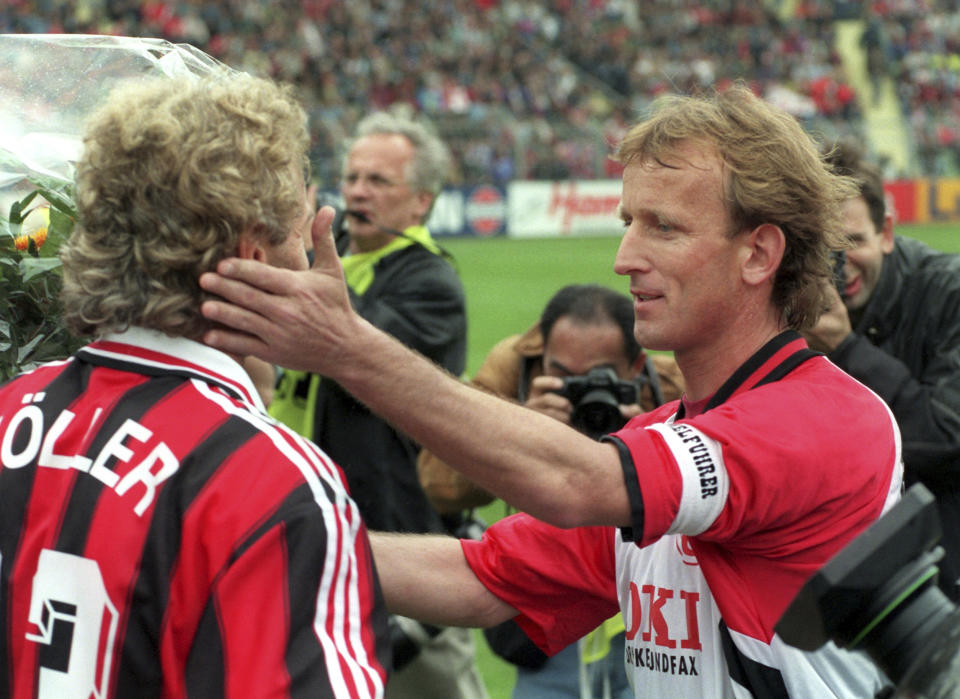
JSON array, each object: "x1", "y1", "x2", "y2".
[
  {"x1": 776, "y1": 483, "x2": 960, "y2": 697},
  {"x1": 554, "y1": 367, "x2": 638, "y2": 440}
]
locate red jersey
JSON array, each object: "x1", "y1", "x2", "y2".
[
  {"x1": 464, "y1": 332, "x2": 902, "y2": 697},
  {"x1": 0, "y1": 328, "x2": 389, "y2": 698}
]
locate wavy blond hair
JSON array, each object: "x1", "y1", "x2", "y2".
[
  {"x1": 616, "y1": 84, "x2": 856, "y2": 330},
  {"x1": 61, "y1": 73, "x2": 309, "y2": 338}
]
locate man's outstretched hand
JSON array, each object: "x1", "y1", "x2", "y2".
[{"x1": 199, "y1": 205, "x2": 363, "y2": 373}]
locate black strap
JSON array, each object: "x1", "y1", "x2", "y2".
[
  {"x1": 516, "y1": 355, "x2": 539, "y2": 404},
  {"x1": 605, "y1": 434, "x2": 645, "y2": 543},
  {"x1": 641, "y1": 355, "x2": 665, "y2": 407}
]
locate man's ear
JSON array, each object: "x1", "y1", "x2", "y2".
[
  {"x1": 236, "y1": 227, "x2": 268, "y2": 262},
  {"x1": 741, "y1": 223, "x2": 786, "y2": 287},
  {"x1": 880, "y1": 213, "x2": 895, "y2": 255},
  {"x1": 414, "y1": 191, "x2": 434, "y2": 223}
]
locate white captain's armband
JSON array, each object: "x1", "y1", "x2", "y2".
[{"x1": 646, "y1": 423, "x2": 729, "y2": 535}]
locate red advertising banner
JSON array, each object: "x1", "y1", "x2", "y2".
[
  {"x1": 884, "y1": 181, "x2": 920, "y2": 224},
  {"x1": 885, "y1": 179, "x2": 960, "y2": 224}
]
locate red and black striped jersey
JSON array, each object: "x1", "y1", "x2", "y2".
[{"x1": 0, "y1": 328, "x2": 389, "y2": 698}]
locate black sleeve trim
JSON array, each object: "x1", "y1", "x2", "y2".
[{"x1": 602, "y1": 434, "x2": 644, "y2": 542}]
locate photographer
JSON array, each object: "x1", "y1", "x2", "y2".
[
  {"x1": 418, "y1": 283, "x2": 682, "y2": 514},
  {"x1": 804, "y1": 141, "x2": 960, "y2": 601},
  {"x1": 420, "y1": 284, "x2": 682, "y2": 698}
]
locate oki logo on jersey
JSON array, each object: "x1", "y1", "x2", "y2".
[{"x1": 623, "y1": 582, "x2": 703, "y2": 677}]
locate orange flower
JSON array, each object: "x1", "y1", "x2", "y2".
[
  {"x1": 14, "y1": 206, "x2": 50, "y2": 251},
  {"x1": 14, "y1": 227, "x2": 47, "y2": 251}
]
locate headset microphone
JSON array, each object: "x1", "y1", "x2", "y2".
[
  {"x1": 333, "y1": 208, "x2": 455, "y2": 264},
  {"x1": 343, "y1": 209, "x2": 406, "y2": 239}
]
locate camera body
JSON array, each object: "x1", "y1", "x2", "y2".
[
  {"x1": 554, "y1": 367, "x2": 638, "y2": 439},
  {"x1": 776, "y1": 483, "x2": 960, "y2": 697}
]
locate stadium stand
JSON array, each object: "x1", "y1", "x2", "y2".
[
  {"x1": 2, "y1": 0, "x2": 955, "y2": 183},
  {"x1": 871, "y1": 0, "x2": 960, "y2": 176}
]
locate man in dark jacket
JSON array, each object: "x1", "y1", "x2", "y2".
[
  {"x1": 805, "y1": 141, "x2": 960, "y2": 601},
  {"x1": 268, "y1": 112, "x2": 482, "y2": 698}
]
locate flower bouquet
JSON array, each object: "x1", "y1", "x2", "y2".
[{"x1": 0, "y1": 34, "x2": 228, "y2": 380}]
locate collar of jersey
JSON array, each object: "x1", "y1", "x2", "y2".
[
  {"x1": 77, "y1": 327, "x2": 264, "y2": 412},
  {"x1": 341, "y1": 225, "x2": 439, "y2": 295},
  {"x1": 675, "y1": 330, "x2": 815, "y2": 419}
]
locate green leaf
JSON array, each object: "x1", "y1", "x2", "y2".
[
  {"x1": 28, "y1": 175, "x2": 73, "y2": 200},
  {"x1": 36, "y1": 187, "x2": 77, "y2": 218},
  {"x1": 17, "y1": 333, "x2": 44, "y2": 363},
  {"x1": 0, "y1": 232, "x2": 16, "y2": 256},
  {"x1": 0, "y1": 184, "x2": 80, "y2": 380},
  {"x1": 20, "y1": 256, "x2": 62, "y2": 282},
  {"x1": 8, "y1": 190, "x2": 39, "y2": 225},
  {"x1": 0, "y1": 254, "x2": 21, "y2": 276},
  {"x1": 46, "y1": 206, "x2": 75, "y2": 252}
]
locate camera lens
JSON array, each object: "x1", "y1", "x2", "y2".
[
  {"x1": 890, "y1": 604, "x2": 960, "y2": 698},
  {"x1": 571, "y1": 389, "x2": 627, "y2": 439}
]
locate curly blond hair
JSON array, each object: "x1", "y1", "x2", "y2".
[
  {"x1": 61, "y1": 73, "x2": 309, "y2": 338},
  {"x1": 616, "y1": 84, "x2": 856, "y2": 330}
]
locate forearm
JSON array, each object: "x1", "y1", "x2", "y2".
[
  {"x1": 197, "y1": 224, "x2": 627, "y2": 526},
  {"x1": 370, "y1": 532, "x2": 515, "y2": 628},
  {"x1": 340, "y1": 318, "x2": 629, "y2": 528}
]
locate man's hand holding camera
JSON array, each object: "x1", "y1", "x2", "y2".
[
  {"x1": 803, "y1": 283, "x2": 853, "y2": 354},
  {"x1": 526, "y1": 375, "x2": 577, "y2": 425},
  {"x1": 529, "y1": 368, "x2": 644, "y2": 441}
]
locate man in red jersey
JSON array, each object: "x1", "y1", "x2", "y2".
[
  {"x1": 0, "y1": 73, "x2": 388, "y2": 698},
  {"x1": 198, "y1": 86, "x2": 902, "y2": 697}
]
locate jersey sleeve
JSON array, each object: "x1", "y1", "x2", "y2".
[
  {"x1": 461, "y1": 513, "x2": 620, "y2": 655},
  {"x1": 611, "y1": 363, "x2": 902, "y2": 554}
]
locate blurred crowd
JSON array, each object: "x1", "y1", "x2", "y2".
[
  {"x1": 2, "y1": 0, "x2": 957, "y2": 184},
  {"x1": 857, "y1": 0, "x2": 960, "y2": 175}
]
